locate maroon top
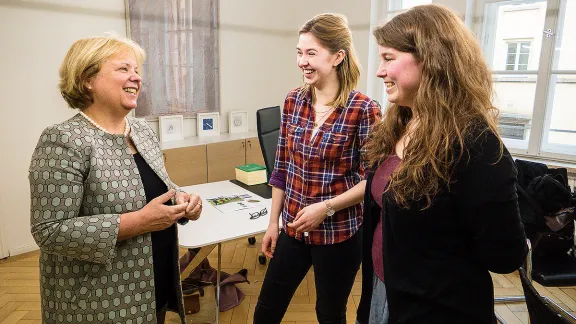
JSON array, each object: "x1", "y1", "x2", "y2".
[{"x1": 371, "y1": 155, "x2": 401, "y2": 282}]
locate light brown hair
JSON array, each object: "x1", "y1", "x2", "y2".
[
  {"x1": 299, "y1": 13, "x2": 361, "y2": 108},
  {"x1": 365, "y1": 4, "x2": 501, "y2": 208},
  {"x1": 59, "y1": 35, "x2": 146, "y2": 110}
]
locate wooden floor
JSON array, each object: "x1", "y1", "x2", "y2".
[{"x1": 1, "y1": 234, "x2": 575, "y2": 324}]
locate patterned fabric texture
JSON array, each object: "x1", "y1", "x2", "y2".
[
  {"x1": 269, "y1": 88, "x2": 381, "y2": 245},
  {"x1": 29, "y1": 114, "x2": 186, "y2": 323}
]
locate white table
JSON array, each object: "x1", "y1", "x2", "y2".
[{"x1": 178, "y1": 180, "x2": 273, "y2": 323}]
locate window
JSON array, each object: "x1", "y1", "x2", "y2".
[
  {"x1": 505, "y1": 41, "x2": 531, "y2": 70},
  {"x1": 388, "y1": 0, "x2": 432, "y2": 11},
  {"x1": 478, "y1": 0, "x2": 576, "y2": 161},
  {"x1": 128, "y1": 0, "x2": 220, "y2": 118}
]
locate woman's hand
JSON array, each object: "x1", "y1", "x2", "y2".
[
  {"x1": 287, "y1": 202, "x2": 328, "y2": 233},
  {"x1": 175, "y1": 191, "x2": 202, "y2": 221},
  {"x1": 262, "y1": 223, "x2": 280, "y2": 258},
  {"x1": 139, "y1": 189, "x2": 188, "y2": 232}
]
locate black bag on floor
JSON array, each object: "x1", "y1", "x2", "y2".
[{"x1": 514, "y1": 159, "x2": 575, "y2": 257}]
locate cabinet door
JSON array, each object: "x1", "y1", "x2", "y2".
[
  {"x1": 163, "y1": 145, "x2": 207, "y2": 186},
  {"x1": 246, "y1": 137, "x2": 265, "y2": 166},
  {"x1": 207, "y1": 139, "x2": 245, "y2": 182}
]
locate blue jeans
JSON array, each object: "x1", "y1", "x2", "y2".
[
  {"x1": 369, "y1": 273, "x2": 389, "y2": 324},
  {"x1": 355, "y1": 274, "x2": 389, "y2": 324}
]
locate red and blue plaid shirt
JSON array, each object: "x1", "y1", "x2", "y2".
[{"x1": 269, "y1": 87, "x2": 382, "y2": 245}]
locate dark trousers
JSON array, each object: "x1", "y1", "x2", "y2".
[
  {"x1": 254, "y1": 228, "x2": 362, "y2": 324},
  {"x1": 156, "y1": 303, "x2": 167, "y2": 324}
]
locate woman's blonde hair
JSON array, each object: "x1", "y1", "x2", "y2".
[
  {"x1": 59, "y1": 35, "x2": 146, "y2": 110},
  {"x1": 299, "y1": 13, "x2": 361, "y2": 108},
  {"x1": 364, "y1": 4, "x2": 501, "y2": 208}
]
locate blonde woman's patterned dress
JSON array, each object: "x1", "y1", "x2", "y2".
[{"x1": 29, "y1": 114, "x2": 187, "y2": 324}]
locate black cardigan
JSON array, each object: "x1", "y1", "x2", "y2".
[{"x1": 357, "y1": 130, "x2": 528, "y2": 324}]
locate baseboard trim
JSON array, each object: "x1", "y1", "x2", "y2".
[{"x1": 9, "y1": 244, "x2": 39, "y2": 256}]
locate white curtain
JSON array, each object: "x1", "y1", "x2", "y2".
[{"x1": 128, "y1": 0, "x2": 219, "y2": 117}]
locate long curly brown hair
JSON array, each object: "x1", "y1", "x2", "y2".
[{"x1": 364, "y1": 4, "x2": 502, "y2": 209}]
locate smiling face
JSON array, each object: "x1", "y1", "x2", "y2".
[
  {"x1": 376, "y1": 45, "x2": 422, "y2": 108},
  {"x1": 87, "y1": 50, "x2": 142, "y2": 114},
  {"x1": 296, "y1": 33, "x2": 343, "y2": 90}
]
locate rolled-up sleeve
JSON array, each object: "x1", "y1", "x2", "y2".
[
  {"x1": 29, "y1": 126, "x2": 120, "y2": 264},
  {"x1": 268, "y1": 96, "x2": 292, "y2": 190},
  {"x1": 358, "y1": 100, "x2": 382, "y2": 174}
]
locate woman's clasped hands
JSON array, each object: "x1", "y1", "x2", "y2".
[{"x1": 139, "y1": 189, "x2": 203, "y2": 232}]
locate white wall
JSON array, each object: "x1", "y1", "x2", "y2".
[
  {"x1": 0, "y1": 0, "x2": 372, "y2": 256},
  {"x1": 219, "y1": 0, "x2": 372, "y2": 133},
  {"x1": 0, "y1": 0, "x2": 128, "y2": 256},
  {"x1": 147, "y1": 0, "x2": 372, "y2": 135}
]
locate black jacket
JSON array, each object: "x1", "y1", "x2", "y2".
[{"x1": 357, "y1": 130, "x2": 528, "y2": 324}]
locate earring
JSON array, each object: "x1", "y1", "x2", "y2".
[{"x1": 87, "y1": 86, "x2": 92, "y2": 90}]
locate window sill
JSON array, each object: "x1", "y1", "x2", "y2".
[{"x1": 511, "y1": 153, "x2": 576, "y2": 176}]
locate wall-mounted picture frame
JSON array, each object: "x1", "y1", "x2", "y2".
[
  {"x1": 197, "y1": 112, "x2": 220, "y2": 137},
  {"x1": 229, "y1": 111, "x2": 248, "y2": 134},
  {"x1": 158, "y1": 115, "x2": 184, "y2": 142}
]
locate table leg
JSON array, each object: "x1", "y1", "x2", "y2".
[{"x1": 216, "y1": 242, "x2": 221, "y2": 323}]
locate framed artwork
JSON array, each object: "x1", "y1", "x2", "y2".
[
  {"x1": 197, "y1": 112, "x2": 220, "y2": 137},
  {"x1": 229, "y1": 111, "x2": 248, "y2": 134},
  {"x1": 158, "y1": 115, "x2": 184, "y2": 142}
]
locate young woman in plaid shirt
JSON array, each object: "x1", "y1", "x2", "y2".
[{"x1": 253, "y1": 13, "x2": 381, "y2": 324}]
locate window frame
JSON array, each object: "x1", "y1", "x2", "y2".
[
  {"x1": 478, "y1": 0, "x2": 576, "y2": 163},
  {"x1": 505, "y1": 40, "x2": 531, "y2": 71}
]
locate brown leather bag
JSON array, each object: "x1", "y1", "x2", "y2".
[
  {"x1": 179, "y1": 245, "x2": 250, "y2": 320},
  {"x1": 181, "y1": 277, "x2": 216, "y2": 323},
  {"x1": 179, "y1": 246, "x2": 217, "y2": 324}
]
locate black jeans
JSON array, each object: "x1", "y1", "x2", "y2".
[{"x1": 254, "y1": 228, "x2": 362, "y2": 324}]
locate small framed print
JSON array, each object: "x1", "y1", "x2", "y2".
[
  {"x1": 197, "y1": 112, "x2": 220, "y2": 137},
  {"x1": 158, "y1": 115, "x2": 184, "y2": 142},
  {"x1": 229, "y1": 111, "x2": 248, "y2": 134}
]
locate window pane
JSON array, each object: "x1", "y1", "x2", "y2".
[
  {"x1": 389, "y1": 0, "x2": 431, "y2": 11},
  {"x1": 518, "y1": 53, "x2": 529, "y2": 65},
  {"x1": 505, "y1": 65, "x2": 515, "y2": 71},
  {"x1": 506, "y1": 54, "x2": 516, "y2": 65},
  {"x1": 517, "y1": 64, "x2": 528, "y2": 71},
  {"x1": 483, "y1": 1, "x2": 546, "y2": 71},
  {"x1": 541, "y1": 75, "x2": 576, "y2": 155},
  {"x1": 552, "y1": 0, "x2": 576, "y2": 70},
  {"x1": 541, "y1": 1, "x2": 576, "y2": 156},
  {"x1": 493, "y1": 74, "x2": 537, "y2": 148}
]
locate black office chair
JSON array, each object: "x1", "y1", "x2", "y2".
[
  {"x1": 256, "y1": 106, "x2": 281, "y2": 182},
  {"x1": 518, "y1": 242, "x2": 576, "y2": 324},
  {"x1": 496, "y1": 160, "x2": 576, "y2": 308},
  {"x1": 245, "y1": 106, "x2": 281, "y2": 265},
  {"x1": 495, "y1": 235, "x2": 576, "y2": 324}
]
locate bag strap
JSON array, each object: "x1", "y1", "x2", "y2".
[{"x1": 182, "y1": 277, "x2": 214, "y2": 296}]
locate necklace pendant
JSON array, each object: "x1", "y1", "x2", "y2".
[{"x1": 313, "y1": 122, "x2": 318, "y2": 128}]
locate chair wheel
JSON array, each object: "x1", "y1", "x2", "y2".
[
  {"x1": 248, "y1": 237, "x2": 256, "y2": 245},
  {"x1": 258, "y1": 254, "x2": 267, "y2": 265}
]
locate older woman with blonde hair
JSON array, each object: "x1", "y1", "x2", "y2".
[
  {"x1": 357, "y1": 5, "x2": 527, "y2": 324},
  {"x1": 29, "y1": 35, "x2": 201, "y2": 323},
  {"x1": 254, "y1": 13, "x2": 381, "y2": 324}
]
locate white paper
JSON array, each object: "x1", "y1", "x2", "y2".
[{"x1": 206, "y1": 194, "x2": 265, "y2": 213}]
